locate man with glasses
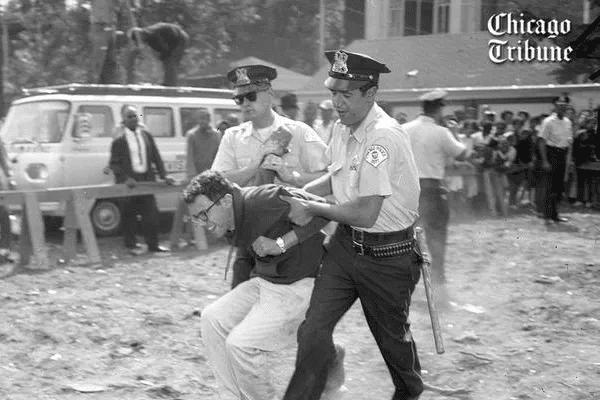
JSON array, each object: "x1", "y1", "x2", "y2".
[
  {"x1": 280, "y1": 50, "x2": 424, "y2": 400},
  {"x1": 182, "y1": 170, "x2": 330, "y2": 400},
  {"x1": 211, "y1": 64, "x2": 328, "y2": 288}
]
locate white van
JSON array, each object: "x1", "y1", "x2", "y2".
[{"x1": 0, "y1": 83, "x2": 239, "y2": 236}]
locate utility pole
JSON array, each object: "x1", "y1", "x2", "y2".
[
  {"x1": 0, "y1": 11, "x2": 7, "y2": 118},
  {"x1": 583, "y1": 0, "x2": 590, "y2": 24},
  {"x1": 318, "y1": 0, "x2": 326, "y2": 67}
]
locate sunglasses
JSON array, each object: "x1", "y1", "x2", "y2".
[
  {"x1": 186, "y1": 194, "x2": 224, "y2": 226},
  {"x1": 232, "y1": 89, "x2": 267, "y2": 105}
]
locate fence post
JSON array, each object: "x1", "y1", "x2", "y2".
[{"x1": 19, "y1": 191, "x2": 49, "y2": 268}]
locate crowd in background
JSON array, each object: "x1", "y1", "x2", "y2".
[{"x1": 279, "y1": 95, "x2": 599, "y2": 220}]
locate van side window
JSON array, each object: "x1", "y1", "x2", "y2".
[
  {"x1": 73, "y1": 105, "x2": 114, "y2": 138},
  {"x1": 215, "y1": 108, "x2": 241, "y2": 126},
  {"x1": 143, "y1": 107, "x2": 174, "y2": 137},
  {"x1": 180, "y1": 107, "x2": 209, "y2": 135}
]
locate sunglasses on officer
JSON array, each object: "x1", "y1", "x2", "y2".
[
  {"x1": 186, "y1": 194, "x2": 225, "y2": 226},
  {"x1": 232, "y1": 88, "x2": 268, "y2": 106}
]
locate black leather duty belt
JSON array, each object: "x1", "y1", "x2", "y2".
[{"x1": 342, "y1": 224, "x2": 416, "y2": 258}]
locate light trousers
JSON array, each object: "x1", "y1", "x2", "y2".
[{"x1": 200, "y1": 276, "x2": 315, "y2": 400}]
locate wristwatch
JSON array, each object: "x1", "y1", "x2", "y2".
[{"x1": 276, "y1": 237, "x2": 286, "y2": 253}]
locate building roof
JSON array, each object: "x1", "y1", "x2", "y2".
[
  {"x1": 185, "y1": 56, "x2": 311, "y2": 94},
  {"x1": 299, "y1": 31, "x2": 562, "y2": 94}
]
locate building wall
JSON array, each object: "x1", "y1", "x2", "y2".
[{"x1": 365, "y1": 0, "x2": 592, "y2": 40}]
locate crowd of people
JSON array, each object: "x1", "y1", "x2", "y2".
[{"x1": 436, "y1": 103, "x2": 599, "y2": 221}]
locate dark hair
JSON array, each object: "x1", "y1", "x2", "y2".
[
  {"x1": 423, "y1": 101, "x2": 443, "y2": 115},
  {"x1": 512, "y1": 117, "x2": 524, "y2": 127},
  {"x1": 183, "y1": 170, "x2": 234, "y2": 204},
  {"x1": 359, "y1": 81, "x2": 378, "y2": 94},
  {"x1": 500, "y1": 110, "x2": 513, "y2": 120}
]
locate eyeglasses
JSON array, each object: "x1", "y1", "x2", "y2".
[
  {"x1": 232, "y1": 89, "x2": 267, "y2": 106},
  {"x1": 187, "y1": 195, "x2": 224, "y2": 226}
]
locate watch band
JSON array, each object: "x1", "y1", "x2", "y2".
[{"x1": 276, "y1": 237, "x2": 286, "y2": 253}]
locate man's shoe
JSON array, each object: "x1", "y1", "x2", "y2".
[
  {"x1": 126, "y1": 243, "x2": 143, "y2": 250},
  {"x1": 148, "y1": 245, "x2": 170, "y2": 253},
  {"x1": 554, "y1": 216, "x2": 568, "y2": 223}
]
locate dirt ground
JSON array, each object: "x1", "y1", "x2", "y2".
[{"x1": 1, "y1": 205, "x2": 599, "y2": 400}]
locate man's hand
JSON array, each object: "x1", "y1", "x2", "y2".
[
  {"x1": 124, "y1": 177, "x2": 137, "y2": 188},
  {"x1": 252, "y1": 236, "x2": 284, "y2": 257},
  {"x1": 7, "y1": 178, "x2": 16, "y2": 190},
  {"x1": 164, "y1": 175, "x2": 176, "y2": 186},
  {"x1": 261, "y1": 154, "x2": 285, "y2": 171},
  {"x1": 280, "y1": 195, "x2": 313, "y2": 226}
]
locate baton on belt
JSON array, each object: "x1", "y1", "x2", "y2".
[{"x1": 415, "y1": 227, "x2": 445, "y2": 354}]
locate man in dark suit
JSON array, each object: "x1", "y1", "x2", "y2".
[{"x1": 109, "y1": 104, "x2": 175, "y2": 254}]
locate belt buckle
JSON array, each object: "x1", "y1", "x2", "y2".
[{"x1": 352, "y1": 228, "x2": 365, "y2": 256}]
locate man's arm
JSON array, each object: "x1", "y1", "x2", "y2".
[
  {"x1": 108, "y1": 139, "x2": 130, "y2": 182},
  {"x1": 302, "y1": 171, "x2": 333, "y2": 197},
  {"x1": 185, "y1": 133, "x2": 198, "y2": 179},
  {"x1": 282, "y1": 194, "x2": 384, "y2": 228},
  {"x1": 252, "y1": 187, "x2": 330, "y2": 257}
]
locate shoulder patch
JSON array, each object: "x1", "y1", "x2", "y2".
[{"x1": 364, "y1": 144, "x2": 389, "y2": 167}]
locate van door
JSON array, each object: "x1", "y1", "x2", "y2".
[
  {"x1": 141, "y1": 106, "x2": 185, "y2": 213},
  {"x1": 65, "y1": 104, "x2": 115, "y2": 187}
]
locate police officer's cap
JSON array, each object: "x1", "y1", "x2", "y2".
[
  {"x1": 418, "y1": 89, "x2": 447, "y2": 104},
  {"x1": 324, "y1": 50, "x2": 391, "y2": 91},
  {"x1": 553, "y1": 94, "x2": 570, "y2": 105},
  {"x1": 226, "y1": 64, "x2": 277, "y2": 96}
]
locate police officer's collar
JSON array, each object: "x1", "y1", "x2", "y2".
[
  {"x1": 243, "y1": 111, "x2": 289, "y2": 140},
  {"x1": 347, "y1": 103, "x2": 382, "y2": 142}
]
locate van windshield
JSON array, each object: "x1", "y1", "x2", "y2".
[{"x1": 1, "y1": 100, "x2": 70, "y2": 144}]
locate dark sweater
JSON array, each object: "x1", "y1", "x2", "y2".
[{"x1": 228, "y1": 185, "x2": 328, "y2": 284}]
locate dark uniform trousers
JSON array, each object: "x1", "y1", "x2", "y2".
[
  {"x1": 417, "y1": 179, "x2": 449, "y2": 285},
  {"x1": 542, "y1": 145, "x2": 568, "y2": 221},
  {"x1": 121, "y1": 195, "x2": 160, "y2": 250},
  {"x1": 283, "y1": 225, "x2": 423, "y2": 400}
]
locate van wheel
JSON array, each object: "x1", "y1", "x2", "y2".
[{"x1": 91, "y1": 200, "x2": 121, "y2": 237}]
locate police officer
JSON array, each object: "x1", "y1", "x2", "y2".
[
  {"x1": 211, "y1": 64, "x2": 328, "y2": 288},
  {"x1": 281, "y1": 50, "x2": 424, "y2": 400},
  {"x1": 538, "y1": 95, "x2": 573, "y2": 226},
  {"x1": 403, "y1": 90, "x2": 467, "y2": 295}
]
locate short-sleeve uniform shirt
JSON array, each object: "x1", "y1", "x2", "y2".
[
  {"x1": 327, "y1": 103, "x2": 420, "y2": 232},
  {"x1": 211, "y1": 112, "x2": 328, "y2": 186},
  {"x1": 403, "y1": 115, "x2": 466, "y2": 180},
  {"x1": 539, "y1": 113, "x2": 573, "y2": 149}
]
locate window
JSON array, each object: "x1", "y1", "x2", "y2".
[
  {"x1": 1, "y1": 101, "x2": 70, "y2": 143},
  {"x1": 438, "y1": 0, "x2": 450, "y2": 34},
  {"x1": 389, "y1": 0, "x2": 404, "y2": 37},
  {"x1": 214, "y1": 109, "x2": 242, "y2": 125},
  {"x1": 72, "y1": 105, "x2": 114, "y2": 138},
  {"x1": 143, "y1": 107, "x2": 174, "y2": 137},
  {"x1": 389, "y1": 0, "x2": 450, "y2": 37},
  {"x1": 180, "y1": 107, "x2": 209, "y2": 135}
]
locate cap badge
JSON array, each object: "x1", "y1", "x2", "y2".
[
  {"x1": 332, "y1": 51, "x2": 348, "y2": 74},
  {"x1": 235, "y1": 67, "x2": 251, "y2": 85}
]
